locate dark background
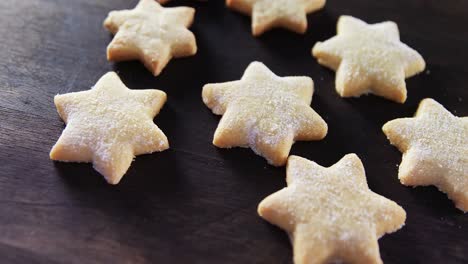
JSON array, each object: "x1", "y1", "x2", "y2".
[{"x1": 0, "y1": 0, "x2": 467, "y2": 263}]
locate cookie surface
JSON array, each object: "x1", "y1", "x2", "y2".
[
  {"x1": 226, "y1": 0, "x2": 326, "y2": 36},
  {"x1": 103, "y1": 0, "x2": 197, "y2": 76},
  {"x1": 258, "y1": 154, "x2": 406, "y2": 264},
  {"x1": 383, "y1": 99, "x2": 468, "y2": 212},
  {"x1": 202, "y1": 61, "x2": 327, "y2": 166},
  {"x1": 50, "y1": 72, "x2": 169, "y2": 185},
  {"x1": 312, "y1": 15, "x2": 425, "y2": 103}
]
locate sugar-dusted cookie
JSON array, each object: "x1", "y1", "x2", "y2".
[
  {"x1": 202, "y1": 61, "x2": 327, "y2": 166},
  {"x1": 226, "y1": 0, "x2": 326, "y2": 36},
  {"x1": 258, "y1": 154, "x2": 406, "y2": 264},
  {"x1": 383, "y1": 98, "x2": 468, "y2": 212},
  {"x1": 103, "y1": 0, "x2": 197, "y2": 76},
  {"x1": 50, "y1": 72, "x2": 169, "y2": 185},
  {"x1": 312, "y1": 16, "x2": 425, "y2": 103}
]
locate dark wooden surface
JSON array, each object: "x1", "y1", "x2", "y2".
[{"x1": 0, "y1": 0, "x2": 467, "y2": 263}]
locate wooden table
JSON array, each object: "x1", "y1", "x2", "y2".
[{"x1": 0, "y1": 0, "x2": 466, "y2": 263}]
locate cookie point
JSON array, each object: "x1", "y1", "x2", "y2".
[
  {"x1": 106, "y1": 47, "x2": 114, "y2": 61},
  {"x1": 105, "y1": 176, "x2": 121, "y2": 185},
  {"x1": 161, "y1": 93, "x2": 168, "y2": 104},
  {"x1": 395, "y1": 92, "x2": 407, "y2": 104},
  {"x1": 317, "y1": 120, "x2": 328, "y2": 139},
  {"x1": 103, "y1": 71, "x2": 118, "y2": 79},
  {"x1": 257, "y1": 200, "x2": 267, "y2": 216},
  {"x1": 287, "y1": 155, "x2": 305, "y2": 165},
  {"x1": 397, "y1": 171, "x2": 412, "y2": 186},
  {"x1": 297, "y1": 23, "x2": 308, "y2": 34},
  {"x1": 318, "y1": 0, "x2": 327, "y2": 8},
  {"x1": 100, "y1": 167, "x2": 127, "y2": 185},
  {"x1": 186, "y1": 7, "x2": 196, "y2": 22},
  {"x1": 53, "y1": 93, "x2": 63, "y2": 105},
  {"x1": 420, "y1": 58, "x2": 427, "y2": 71},
  {"x1": 456, "y1": 203, "x2": 468, "y2": 213},
  {"x1": 381, "y1": 121, "x2": 392, "y2": 134},
  {"x1": 396, "y1": 98, "x2": 406, "y2": 104},
  {"x1": 158, "y1": 136, "x2": 170, "y2": 151},
  {"x1": 339, "y1": 15, "x2": 356, "y2": 24},
  {"x1": 212, "y1": 134, "x2": 224, "y2": 148},
  {"x1": 201, "y1": 84, "x2": 214, "y2": 104},
  {"x1": 162, "y1": 142, "x2": 170, "y2": 151},
  {"x1": 152, "y1": 66, "x2": 163, "y2": 76},
  {"x1": 397, "y1": 206, "x2": 407, "y2": 225},
  {"x1": 269, "y1": 157, "x2": 287, "y2": 167},
  {"x1": 343, "y1": 153, "x2": 360, "y2": 161},
  {"x1": 420, "y1": 97, "x2": 436, "y2": 105},
  {"x1": 49, "y1": 146, "x2": 59, "y2": 160},
  {"x1": 311, "y1": 42, "x2": 321, "y2": 56},
  {"x1": 103, "y1": 18, "x2": 110, "y2": 29},
  {"x1": 252, "y1": 27, "x2": 263, "y2": 37},
  {"x1": 189, "y1": 42, "x2": 198, "y2": 56}
]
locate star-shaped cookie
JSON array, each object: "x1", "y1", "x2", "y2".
[
  {"x1": 103, "y1": 0, "x2": 197, "y2": 76},
  {"x1": 383, "y1": 98, "x2": 468, "y2": 212},
  {"x1": 258, "y1": 154, "x2": 406, "y2": 264},
  {"x1": 202, "y1": 61, "x2": 327, "y2": 166},
  {"x1": 226, "y1": 0, "x2": 326, "y2": 36},
  {"x1": 50, "y1": 72, "x2": 169, "y2": 185},
  {"x1": 312, "y1": 16, "x2": 426, "y2": 103}
]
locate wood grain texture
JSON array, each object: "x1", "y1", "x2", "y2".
[{"x1": 0, "y1": 0, "x2": 467, "y2": 263}]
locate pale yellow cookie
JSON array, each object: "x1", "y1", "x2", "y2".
[
  {"x1": 312, "y1": 16, "x2": 425, "y2": 103},
  {"x1": 202, "y1": 61, "x2": 327, "y2": 166},
  {"x1": 103, "y1": 0, "x2": 197, "y2": 76},
  {"x1": 50, "y1": 72, "x2": 169, "y2": 185},
  {"x1": 226, "y1": 0, "x2": 326, "y2": 36},
  {"x1": 383, "y1": 98, "x2": 468, "y2": 212},
  {"x1": 258, "y1": 154, "x2": 406, "y2": 264}
]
